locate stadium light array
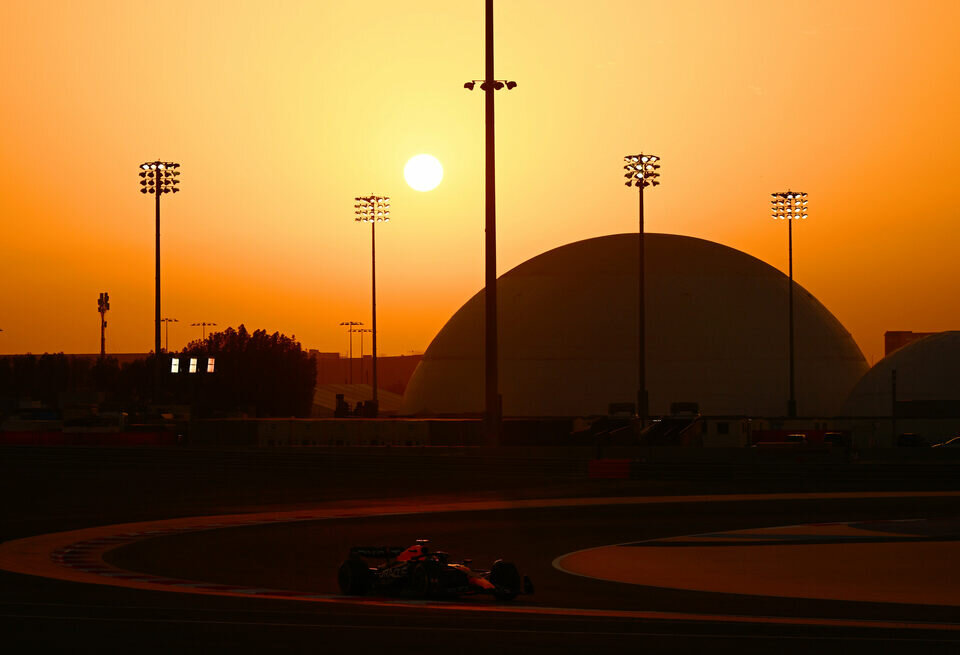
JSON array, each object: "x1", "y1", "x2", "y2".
[
  {"x1": 771, "y1": 191, "x2": 809, "y2": 220},
  {"x1": 138, "y1": 159, "x2": 181, "y2": 393},
  {"x1": 622, "y1": 152, "x2": 661, "y2": 430},
  {"x1": 770, "y1": 190, "x2": 809, "y2": 418},
  {"x1": 623, "y1": 154, "x2": 661, "y2": 188},
  {"x1": 354, "y1": 195, "x2": 390, "y2": 223},
  {"x1": 353, "y1": 195, "x2": 392, "y2": 414}
]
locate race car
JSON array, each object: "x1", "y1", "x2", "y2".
[{"x1": 337, "y1": 539, "x2": 533, "y2": 601}]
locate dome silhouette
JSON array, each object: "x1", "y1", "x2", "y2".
[
  {"x1": 403, "y1": 233, "x2": 867, "y2": 417},
  {"x1": 842, "y1": 331, "x2": 960, "y2": 416}
]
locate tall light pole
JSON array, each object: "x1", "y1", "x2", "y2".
[
  {"x1": 771, "y1": 191, "x2": 808, "y2": 418},
  {"x1": 139, "y1": 160, "x2": 180, "y2": 389},
  {"x1": 356, "y1": 328, "x2": 372, "y2": 384},
  {"x1": 340, "y1": 320, "x2": 364, "y2": 384},
  {"x1": 190, "y1": 321, "x2": 216, "y2": 342},
  {"x1": 97, "y1": 292, "x2": 110, "y2": 359},
  {"x1": 354, "y1": 196, "x2": 389, "y2": 415},
  {"x1": 463, "y1": 0, "x2": 518, "y2": 446},
  {"x1": 623, "y1": 153, "x2": 660, "y2": 429},
  {"x1": 161, "y1": 317, "x2": 178, "y2": 352}
]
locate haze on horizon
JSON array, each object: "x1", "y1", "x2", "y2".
[{"x1": 1, "y1": 0, "x2": 958, "y2": 364}]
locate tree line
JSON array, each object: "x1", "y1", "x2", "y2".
[{"x1": 0, "y1": 325, "x2": 316, "y2": 418}]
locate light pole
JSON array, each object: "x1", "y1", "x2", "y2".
[
  {"x1": 354, "y1": 196, "x2": 390, "y2": 415},
  {"x1": 771, "y1": 190, "x2": 808, "y2": 418},
  {"x1": 356, "y1": 328, "x2": 372, "y2": 384},
  {"x1": 97, "y1": 292, "x2": 110, "y2": 359},
  {"x1": 339, "y1": 320, "x2": 364, "y2": 384},
  {"x1": 161, "y1": 318, "x2": 179, "y2": 352},
  {"x1": 463, "y1": 0, "x2": 518, "y2": 446},
  {"x1": 623, "y1": 153, "x2": 660, "y2": 429},
  {"x1": 190, "y1": 321, "x2": 216, "y2": 342},
  {"x1": 139, "y1": 160, "x2": 180, "y2": 389}
]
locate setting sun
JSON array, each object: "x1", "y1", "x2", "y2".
[
  {"x1": 404, "y1": 154, "x2": 443, "y2": 192},
  {"x1": 1, "y1": 1, "x2": 958, "y2": 365},
  {"x1": 1, "y1": 5, "x2": 959, "y2": 651}
]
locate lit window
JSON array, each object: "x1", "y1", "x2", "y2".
[
  {"x1": 206, "y1": 357, "x2": 215, "y2": 373},
  {"x1": 189, "y1": 358, "x2": 198, "y2": 373},
  {"x1": 170, "y1": 358, "x2": 180, "y2": 373}
]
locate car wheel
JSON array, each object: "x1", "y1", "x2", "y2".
[
  {"x1": 490, "y1": 560, "x2": 522, "y2": 601},
  {"x1": 338, "y1": 556, "x2": 372, "y2": 595}
]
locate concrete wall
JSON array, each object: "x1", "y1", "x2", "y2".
[
  {"x1": 190, "y1": 418, "x2": 482, "y2": 447},
  {"x1": 188, "y1": 416, "x2": 960, "y2": 453}
]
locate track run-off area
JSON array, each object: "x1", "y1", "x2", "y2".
[
  {"x1": 3, "y1": 491, "x2": 960, "y2": 637},
  {"x1": 4, "y1": 447, "x2": 960, "y2": 653}
]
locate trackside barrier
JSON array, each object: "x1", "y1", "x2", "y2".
[
  {"x1": 588, "y1": 459, "x2": 632, "y2": 479},
  {"x1": 0, "y1": 431, "x2": 178, "y2": 446},
  {"x1": 187, "y1": 418, "x2": 483, "y2": 447}
]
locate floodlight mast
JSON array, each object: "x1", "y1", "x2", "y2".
[
  {"x1": 463, "y1": 0, "x2": 518, "y2": 447},
  {"x1": 623, "y1": 154, "x2": 660, "y2": 430},
  {"x1": 770, "y1": 190, "x2": 809, "y2": 417},
  {"x1": 354, "y1": 195, "x2": 390, "y2": 415},
  {"x1": 138, "y1": 160, "x2": 180, "y2": 392},
  {"x1": 356, "y1": 328, "x2": 372, "y2": 383},
  {"x1": 339, "y1": 320, "x2": 364, "y2": 383},
  {"x1": 190, "y1": 321, "x2": 216, "y2": 341},
  {"x1": 98, "y1": 292, "x2": 110, "y2": 358},
  {"x1": 161, "y1": 317, "x2": 179, "y2": 352}
]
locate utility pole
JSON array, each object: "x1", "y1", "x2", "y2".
[
  {"x1": 190, "y1": 321, "x2": 217, "y2": 342},
  {"x1": 98, "y1": 292, "x2": 110, "y2": 358},
  {"x1": 891, "y1": 368, "x2": 898, "y2": 442},
  {"x1": 357, "y1": 328, "x2": 372, "y2": 384},
  {"x1": 340, "y1": 321, "x2": 363, "y2": 384},
  {"x1": 463, "y1": 1, "x2": 517, "y2": 446},
  {"x1": 161, "y1": 317, "x2": 178, "y2": 352}
]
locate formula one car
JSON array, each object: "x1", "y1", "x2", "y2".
[{"x1": 337, "y1": 539, "x2": 533, "y2": 601}]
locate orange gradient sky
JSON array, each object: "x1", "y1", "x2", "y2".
[{"x1": 2, "y1": 1, "x2": 958, "y2": 364}]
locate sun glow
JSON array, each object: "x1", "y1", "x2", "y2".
[{"x1": 404, "y1": 154, "x2": 443, "y2": 192}]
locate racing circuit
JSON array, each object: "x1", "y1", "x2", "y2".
[{"x1": 2, "y1": 447, "x2": 960, "y2": 653}]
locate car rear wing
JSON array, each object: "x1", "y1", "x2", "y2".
[{"x1": 350, "y1": 546, "x2": 406, "y2": 559}]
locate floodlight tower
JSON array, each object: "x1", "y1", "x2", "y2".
[
  {"x1": 463, "y1": 0, "x2": 518, "y2": 447},
  {"x1": 623, "y1": 153, "x2": 660, "y2": 429},
  {"x1": 356, "y1": 327, "x2": 372, "y2": 383},
  {"x1": 190, "y1": 321, "x2": 216, "y2": 341},
  {"x1": 98, "y1": 292, "x2": 110, "y2": 358},
  {"x1": 771, "y1": 191, "x2": 808, "y2": 418},
  {"x1": 354, "y1": 195, "x2": 390, "y2": 414},
  {"x1": 161, "y1": 317, "x2": 179, "y2": 352},
  {"x1": 339, "y1": 320, "x2": 364, "y2": 384},
  {"x1": 138, "y1": 160, "x2": 180, "y2": 384}
]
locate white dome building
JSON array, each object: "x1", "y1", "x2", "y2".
[
  {"x1": 842, "y1": 331, "x2": 960, "y2": 417},
  {"x1": 402, "y1": 234, "x2": 868, "y2": 418}
]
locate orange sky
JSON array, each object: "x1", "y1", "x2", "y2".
[{"x1": 2, "y1": 1, "x2": 958, "y2": 365}]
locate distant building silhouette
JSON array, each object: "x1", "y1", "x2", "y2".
[
  {"x1": 309, "y1": 350, "x2": 421, "y2": 396},
  {"x1": 844, "y1": 331, "x2": 960, "y2": 444},
  {"x1": 884, "y1": 330, "x2": 940, "y2": 357}
]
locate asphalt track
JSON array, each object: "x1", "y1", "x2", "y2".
[{"x1": 3, "y1": 447, "x2": 960, "y2": 653}]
